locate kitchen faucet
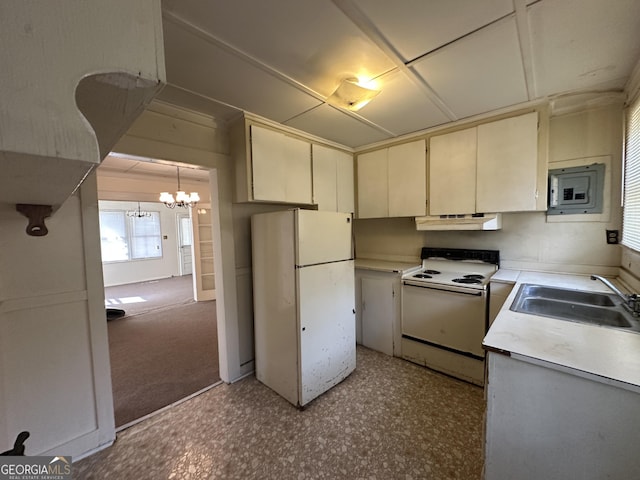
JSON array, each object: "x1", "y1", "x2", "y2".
[{"x1": 590, "y1": 275, "x2": 640, "y2": 316}]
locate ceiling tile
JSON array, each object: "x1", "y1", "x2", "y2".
[
  {"x1": 156, "y1": 84, "x2": 240, "y2": 122},
  {"x1": 412, "y1": 17, "x2": 528, "y2": 119},
  {"x1": 163, "y1": 0, "x2": 395, "y2": 97},
  {"x1": 101, "y1": 155, "x2": 210, "y2": 181},
  {"x1": 357, "y1": 70, "x2": 450, "y2": 135},
  {"x1": 162, "y1": 19, "x2": 322, "y2": 123},
  {"x1": 353, "y1": 0, "x2": 514, "y2": 62},
  {"x1": 284, "y1": 105, "x2": 390, "y2": 148},
  {"x1": 528, "y1": 0, "x2": 640, "y2": 97}
]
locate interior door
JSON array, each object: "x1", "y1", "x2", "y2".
[{"x1": 177, "y1": 214, "x2": 193, "y2": 275}]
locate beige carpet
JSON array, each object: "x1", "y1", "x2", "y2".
[{"x1": 106, "y1": 276, "x2": 220, "y2": 427}]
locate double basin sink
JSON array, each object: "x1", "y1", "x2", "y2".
[{"x1": 510, "y1": 283, "x2": 640, "y2": 333}]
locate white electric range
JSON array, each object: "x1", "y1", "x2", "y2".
[{"x1": 401, "y1": 247, "x2": 500, "y2": 385}]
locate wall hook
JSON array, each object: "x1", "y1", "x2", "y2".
[{"x1": 16, "y1": 204, "x2": 53, "y2": 236}]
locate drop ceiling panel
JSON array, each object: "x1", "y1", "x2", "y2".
[
  {"x1": 528, "y1": 0, "x2": 640, "y2": 97},
  {"x1": 162, "y1": 20, "x2": 322, "y2": 123},
  {"x1": 100, "y1": 155, "x2": 210, "y2": 180},
  {"x1": 156, "y1": 84, "x2": 240, "y2": 122},
  {"x1": 413, "y1": 17, "x2": 527, "y2": 119},
  {"x1": 285, "y1": 105, "x2": 390, "y2": 148},
  {"x1": 162, "y1": 0, "x2": 395, "y2": 97},
  {"x1": 353, "y1": 0, "x2": 514, "y2": 62},
  {"x1": 357, "y1": 71, "x2": 450, "y2": 135}
]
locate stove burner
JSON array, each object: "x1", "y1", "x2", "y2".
[
  {"x1": 424, "y1": 269, "x2": 441, "y2": 275},
  {"x1": 414, "y1": 273, "x2": 432, "y2": 279},
  {"x1": 463, "y1": 274, "x2": 485, "y2": 280},
  {"x1": 452, "y1": 277, "x2": 482, "y2": 285}
]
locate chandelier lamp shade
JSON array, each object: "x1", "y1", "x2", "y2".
[{"x1": 160, "y1": 167, "x2": 200, "y2": 209}]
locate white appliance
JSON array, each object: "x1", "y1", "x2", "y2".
[
  {"x1": 251, "y1": 209, "x2": 356, "y2": 407},
  {"x1": 401, "y1": 247, "x2": 499, "y2": 386}
]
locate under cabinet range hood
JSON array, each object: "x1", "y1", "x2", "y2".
[{"x1": 415, "y1": 213, "x2": 502, "y2": 231}]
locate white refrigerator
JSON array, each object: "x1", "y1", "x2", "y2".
[{"x1": 251, "y1": 208, "x2": 356, "y2": 407}]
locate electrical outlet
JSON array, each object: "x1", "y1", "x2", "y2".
[{"x1": 606, "y1": 229, "x2": 619, "y2": 244}]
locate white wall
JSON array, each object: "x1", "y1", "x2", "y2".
[
  {"x1": 99, "y1": 200, "x2": 182, "y2": 287},
  {"x1": 354, "y1": 101, "x2": 624, "y2": 276},
  {"x1": 0, "y1": 176, "x2": 114, "y2": 457}
]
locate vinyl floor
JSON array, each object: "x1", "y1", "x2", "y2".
[{"x1": 75, "y1": 346, "x2": 485, "y2": 479}]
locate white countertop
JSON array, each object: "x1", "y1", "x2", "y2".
[
  {"x1": 355, "y1": 258, "x2": 421, "y2": 274},
  {"x1": 484, "y1": 270, "x2": 640, "y2": 389}
]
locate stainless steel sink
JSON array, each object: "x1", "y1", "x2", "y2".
[
  {"x1": 515, "y1": 284, "x2": 616, "y2": 306},
  {"x1": 510, "y1": 283, "x2": 640, "y2": 332}
]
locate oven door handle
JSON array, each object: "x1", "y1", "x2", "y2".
[{"x1": 402, "y1": 281, "x2": 483, "y2": 296}]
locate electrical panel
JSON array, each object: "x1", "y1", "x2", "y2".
[{"x1": 547, "y1": 163, "x2": 604, "y2": 215}]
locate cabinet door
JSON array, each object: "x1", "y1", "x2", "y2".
[
  {"x1": 312, "y1": 144, "x2": 338, "y2": 211},
  {"x1": 476, "y1": 112, "x2": 539, "y2": 213},
  {"x1": 429, "y1": 127, "x2": 477, "y2": 215},
  {"x1": 335, "y1": 150, "x2": 355, "y2": 213},
  {"x1": 312, "y1": 145, "x2": 354, "y2": 213},
  {"x1": 361, "y1": 276, "x2": 394, "y2": 356},
  {"x1": 250, "y1": 124, "x2": 312, "y2": 204},
  {"x1": 282, "y1": 134, "x2": 312, "y2": 204},
  {"x1": 251, "y1": 125, "x2": 286, "y2": 201},
  {"x1": 388, "y1": 139, "x2": 427, "y2": 217},
  {"x1": 357, "y1": 149, "x2": 388, "y2": 218}
]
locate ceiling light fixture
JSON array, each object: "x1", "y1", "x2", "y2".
[
  {"x1": 159, "y1": 167, "x2": 200, "y2": 209},
  {"x1": 126, "y1": 201, "x2": 152, "y2": 218},
  {"x1": 327, "y1": 77, "x2": 381, "y2": 111}
]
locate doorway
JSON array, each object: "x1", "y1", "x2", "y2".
[{"x1": 97, "y1": 156, "x2": 221, "y2": 429}]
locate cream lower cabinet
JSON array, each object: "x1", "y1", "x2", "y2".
[
  {"x1": 355, "y1": 269, "x2": 402, "y2": 357},
  {"x1": 231, "y1": 119, "x2": 313, "y2": 204},
  {"x1": 485, "y1": 352, "x2": 640, "y2": 479},
  {"x1": 311, "y1": 144, "x2": 354, "y2": 213},
  {"x1": 356, "y1": 139, "x2": 426, "y2": 218},
  {"x1": 429, "y1": 111, "x2": 543, "y2": 215}
]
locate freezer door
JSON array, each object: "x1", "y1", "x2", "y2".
[
  {"x1": 296, "y1": 210, "x2": 352, "y2": 266},
  {"x1": 297, "y1": 260, "x2": 356, "y2": 406}
]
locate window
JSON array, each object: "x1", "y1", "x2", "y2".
[
  {"x1": 99, "y1": 210, "x2": 163, "y2": 262},
  {"x1": 622, "y1": 95, "x2": 640, "y2": 252}
]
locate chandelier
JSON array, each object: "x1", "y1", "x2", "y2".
[
  {"x1": 126, "y1": 202, "x2": 152, "y2": 218},
  {"x1": 159, "y1": 167, "x2": 200, "y2": 209}
]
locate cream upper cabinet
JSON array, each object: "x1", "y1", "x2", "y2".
[
  {"x1": 428, "y1": 111, "x2": 542, "y2": 215},
  {"x1": 312, "y1": 144, "x2": 354, "y2": 213},
  {"x1": 357, "y1": 149, "x2": 388, "y2": 218},
  {"x1": 429, "y1": 128, "x2": 477, "y2": 215},
  {"x1": 357, "y1": 139, "x2": 426, "y2": 219},
  {"x1": 251, "y1": 125, "x2": 312, "y2": 204},
  {"x1": 476, "y1": 112, "x2": 540, "y2": 212},
  {"x1": 231, "y1": 119, "x2": 313, "y2": 204},
  {"x1": 388, "y1": 140, "x2": 427, "y2": 217}
]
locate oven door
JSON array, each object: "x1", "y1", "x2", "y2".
[{"x1": 401, "y1": 281, "x2": 486, "y2": 358}]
